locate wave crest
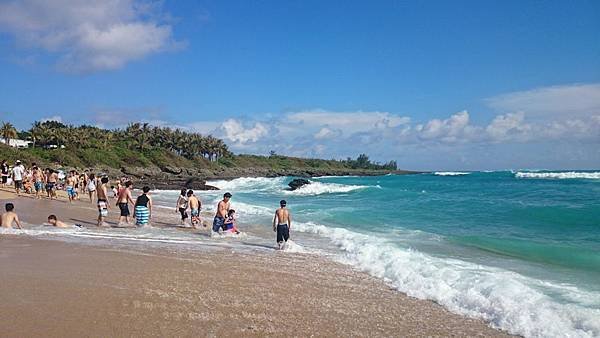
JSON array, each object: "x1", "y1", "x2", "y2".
[
  {"x1": 434, "y1": 172, "x2": 470, "y2": 176},
  {"x1": 515, "y1": 172, "x2": 600, "y2": 180},
  {"x1": 284, "y1": 181, "x2": 372, "y2": 195},
  {"x1": 292, "y1": 221, "x2": 600, "y2": 338}
]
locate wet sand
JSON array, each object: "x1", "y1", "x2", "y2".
[{"x1": 0, "y1": 189, "x2": 512, "y2": 337}]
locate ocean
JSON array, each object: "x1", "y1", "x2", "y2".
[{"x1": 3, "y1": 170, "x2": 600, "y2": 337}]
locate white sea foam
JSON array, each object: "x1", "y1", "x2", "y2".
[
  {"x1": 208, "y1": 177, "x2": 287, "y2": 193},
  {"x1": 515, "y1": 171, "x2": 600, "y2": 180},
  {"x1": 292, "y1": 221, "x2": 600, "y2": 338},
  {"x1": 284, "y1": 181, "x2": 372, "y2": 196},
  {"x1": 280, "y1": 239, "x2": 306, "y2": 253},
  {"x1": 434, "y1": 172, "x2": 470, "y2": 176}
]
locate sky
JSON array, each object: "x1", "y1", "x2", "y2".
[{"x1": 0, "y1": 0, "x2": 599, "y2": 170}]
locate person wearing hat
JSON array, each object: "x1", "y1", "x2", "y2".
[
  {"x1": 273, "y1": 199, "x2": 292, "y2": 249},
  {"x1": 213, "y1": 192, "x2": 232, "y2": 233},
  {"x1": 11, "y1": 160, "x2": 25, "y2": 196}
]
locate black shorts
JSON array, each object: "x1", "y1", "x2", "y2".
[
  {"x1": 1, "y1": 176, "x2": 7, "y2": 184},
  {"x1": 277, "y1": 224, "x2": 290, "y2": 243},
  {"x1": 118, "y1": 203, "x2": 130, "y2": 216},
  {"x1": 179, "y1": 207, "x2": 188, "y2": 220},
  {"x1": 14, "y1": 180, "x2": 23, "y2": 189}
]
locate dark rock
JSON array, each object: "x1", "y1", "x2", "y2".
[{"x1": 288, "y1": 178, "x2": 311, "y2": 190}]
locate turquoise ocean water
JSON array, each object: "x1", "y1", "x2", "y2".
[
  {"x1": 203, "y1": 171, "x2": 600, "y2": 337},
  {"x1": 4, "y1": 170, "x2": 599, "y2": 337}
]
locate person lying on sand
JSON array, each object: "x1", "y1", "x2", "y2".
[
  {"x1": 47, "y1": 214, "x2": 82, "y2": 228},
  {"x1": 1, "y1": 203, "x2": 22, "y2": 229},
  {"x1": 273, "y1": 200, "x2": 291, "y2": 250}
]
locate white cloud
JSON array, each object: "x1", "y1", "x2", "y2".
[
  {"x1": 0, "y1": 0, "x2": 182, "y2": 72},
  {"x1": 288, "y1": 110, "x2": 410, "y2": 135},
  {"x1": 40, "y1": 115, "x2": 63, "y2": 123},
  {"x1": 220, "y1": 119, "x2": 269, "y2": 144},
  {"x1": 486, "y1": 83, "x2": 600, "y2": 119},
  {"x1": 314, "y1": 127, "x2": 342, "y2": 140},
  {"x1": 485, "y1": 112, "x2": 530, "y2": 142},
  {"x1": 416, "y1": 111, "x2": 479, "y2": 143}
]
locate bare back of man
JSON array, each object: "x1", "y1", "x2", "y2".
[{"x1": 1, "y1": 212, "x2": 22, "y2": 229}]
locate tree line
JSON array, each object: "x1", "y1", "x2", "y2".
[
  {"x1": 2, "y1": 120, "x2": 398, "y2": 170},
  {"x1": 4, "y1": 120, "x2": 229, "y2": 162}
]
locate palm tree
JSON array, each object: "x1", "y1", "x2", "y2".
[{"x1": 1, "y1": 122, "x2": 18, "y2": 146}]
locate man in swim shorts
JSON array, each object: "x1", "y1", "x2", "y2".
[
  {"x1": 273, "y1": 200, "x2": 292, "y2": 249},
  {"x1": 32, "y1": 165, "x2": 44, "y2": 199},
  {"x1": 187, "y1": 189, "x2": 202, "y2": 228},
  {"x1": 46, "y1": 169, "x2": 58, "y2": 200},
  {"x1": 66, "y1": 171, "x2": 77, "y2": 203},
  {"x1": 97, "y1": 177, "x2": 110, "y2": 227},
  {"x1": 213, "y1": 192, "x2": 232, "y2": 233},
  {"x1": 116, "y1": 181, "x2": 134, "y2": 225}
]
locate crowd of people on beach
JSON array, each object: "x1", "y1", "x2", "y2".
[{"x1": 1, "y1": 159, "x2": 292, "y2": 249}]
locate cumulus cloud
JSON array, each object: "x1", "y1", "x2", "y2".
[
  {"x1": 314, "y1": 127, "x2": 342, "y2": 140},
  {"x1": 288, "y1": 110, "x2": 410, "y2": 135},
  {"x1": 220, "y1": 119, "x2": 269, "y2": 145},
  {"x1": 0, "y1": 0, "x2": 182, "y2": 72},
  {"x1": 485, "y1": 83, "x2": 600, "y2": 119},
  {"x1": 40, "y1": 115, "x2": 63, "y2": 123}
]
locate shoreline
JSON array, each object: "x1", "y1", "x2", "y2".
[{"x1": 0, "y1": 188, "x2": 511, "y2": 337}]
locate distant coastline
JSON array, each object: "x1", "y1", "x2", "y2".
[{"x1": 1, "y1": 120, "x2": 421, "y2": 190}]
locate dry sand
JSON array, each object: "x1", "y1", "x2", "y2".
[{"x1": 0, "y1": 188, "x2": 512, "y2": 337}]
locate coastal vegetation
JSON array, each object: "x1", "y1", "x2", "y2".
[{"x1": 0, "y1": 120, "x2": 399, "y2": 173}]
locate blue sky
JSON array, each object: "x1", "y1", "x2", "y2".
[{"x1": 0, "y1": 0, "x2": 599, "y2": 170}]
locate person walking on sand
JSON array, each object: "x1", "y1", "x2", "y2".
[
  {"x1": 213, "y1": 192, "x2": 232, "y2": 233},
  {"x1": 97, "y1": 177, "x2": 110, "y2": 227},
  {"x1": 273, "y1": 200, "x2": 292, "y2": 250},
  {"x1": 0, "y1": 203, "x2": 22, "y2": 229},
  {"x1": 116, "y1": 181, "x2": 135, "y2": 225},
  {"x1": 12, "y1": 160, "x2": 25, "y2": 196},
  {"x1": 1, "y1": 160, "x2": 9, "y2": 188},
  {"x1": 66, "y1": 171, "x2": 77, "y2": 203},
  {"x1": 187, "y1": 189, "x2": 202, "y2": 228},
  {"x1": 32, "y1": 165, "x2": 44, "y2": 199},
  {"x1": 175, "y1": 188, "x2": 189, "y2": 225},
  {"x1": 134, "y1": 186, "x2": 152, "y2": 227},
  {"x1": 86, "y1": 173, "x2": 97, "y2": 203},
  {"x1": 46, "y1": 169, "x2": 58, "y2": 200}
]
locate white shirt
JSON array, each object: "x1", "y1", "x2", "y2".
[{"x1": 12, "y1": 165, "x2": 25, "y2": 181}]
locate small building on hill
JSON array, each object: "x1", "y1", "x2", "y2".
[{"x1": 0, "y1": 138, "x2": 32, "y2": 148}]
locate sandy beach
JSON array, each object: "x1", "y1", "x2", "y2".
[{"x1": 0, "y1": 189, "x2": 511, "y2": 337}]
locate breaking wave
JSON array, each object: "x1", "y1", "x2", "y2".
[
  {"x1": 293, "y1": 221, "x2": 600, "y2": 338},
  {"x1": 434, "y1": 172, "x2": 470, "y2": 176},
  {"x1": 515, "y1": 171, "x2": 600, "y2": 180}
]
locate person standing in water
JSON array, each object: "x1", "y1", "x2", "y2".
[
  {"x1": 273, "y1": 200, "x2": 292, "y2": 249},
  {"x1": 116, "y1": 181, "x2": 134, "y2": 225},
  {"x1": 213, "y1": 192, "x2": 232, "y2": 233},
  {"x1": 1, "y1": 203, "x2": 22, "y2": 229},
  {"x1": 134, "y1": 186, "x2": 152, "y2": 227},
  {"x1": 187, "y1": 190, "x2": 202, "y2": 228},
  {"x1": 97, "y1": 177, "x2": 110, "y2": 227},
  {"x1": 175, "y1": 188, "x2": 189, "y2": 225}
]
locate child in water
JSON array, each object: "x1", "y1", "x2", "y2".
[{"x1": 223, "y1": 209, "x2": 240, "y2": 234}]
